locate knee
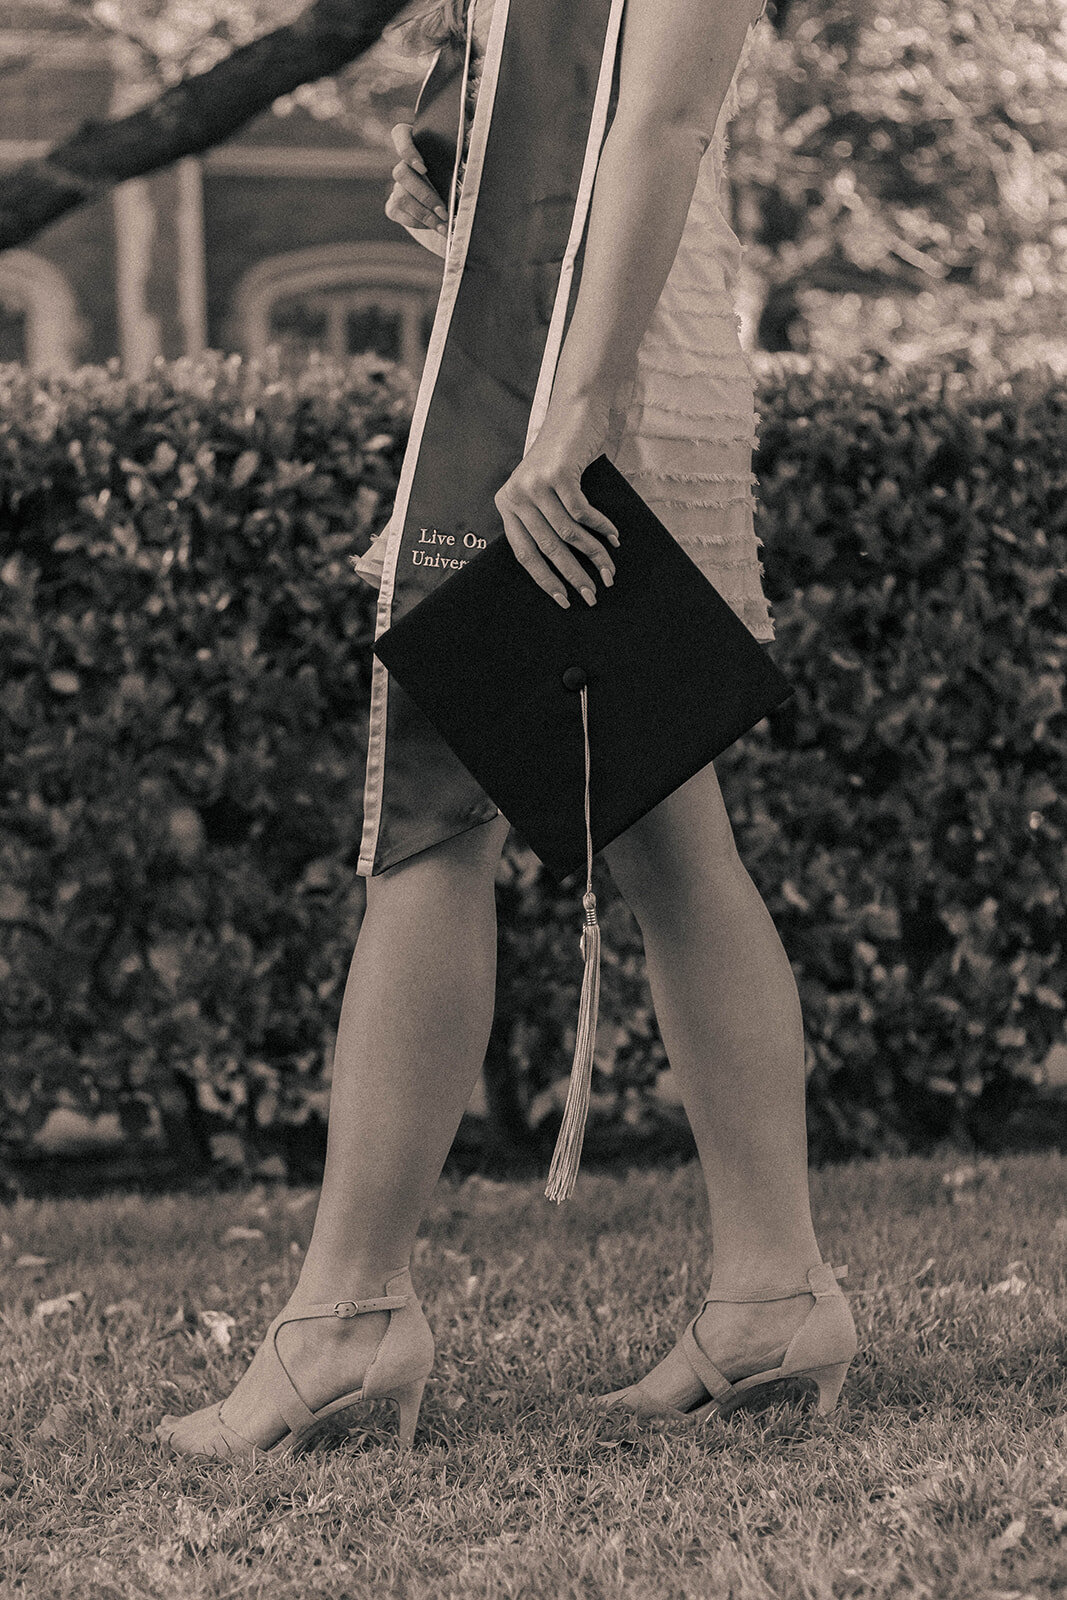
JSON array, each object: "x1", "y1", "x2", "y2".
[
  {"x1": 442, "y1": 810, "x2": 512, "y2": 873},
  {"x1": 604, "y1": 812, "x2": 741, "y2": 919},
  {"x1": 602, "y1": 828, "x2": 670, "y2": 913}
]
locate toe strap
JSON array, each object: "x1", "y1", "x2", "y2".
[
  {"x1": 264, "y1": 1322, "x2": 326, "y2": 1439},
  {"x1": 680, "y1": 1315, "x2": 735, "y2": 1404},
  {"x1": 206, "y1": 1401, "x2": 258, "y2": 1458}
]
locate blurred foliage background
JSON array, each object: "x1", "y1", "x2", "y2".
[
  {"x1": 0, "y1": 351, "x2": 1062, "y2": 1193},
  {"x1": 1, "y1": 0, "x2": 1065, "y2": 1192},
  {"x1": 730, "y1": 0, "x2": 1067, "y2": 373},
  {"x1": 20, "y1": 0, "x2": 1066, "y2": 372}
]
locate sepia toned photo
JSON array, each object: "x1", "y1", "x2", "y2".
[{"x1": 1, "y1": 0, "x2": 1064, "y2": 1595}]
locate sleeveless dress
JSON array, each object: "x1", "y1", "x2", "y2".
[{"x1": 353, "y1": 0, "x2": 774, "y2": 646}]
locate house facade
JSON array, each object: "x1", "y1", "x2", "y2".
[{"x1": 0, "y1": 1, "x2": 443, "y2": 377}]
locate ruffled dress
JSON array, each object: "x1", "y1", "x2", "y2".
[{"x1": 353, "y1": 0, "x2": 774, "y2": 645}]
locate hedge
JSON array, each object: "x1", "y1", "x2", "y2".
[{"x1": 0, "y1": 348, "x2": 1063, "y2": 1182}]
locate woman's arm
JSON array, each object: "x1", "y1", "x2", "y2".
[
  {"x1": 546, "y1": 0, "x2": 762, "y2": 416},
  {"x1": 494, "y1": 0, "x2": 765, "y2": 607}
]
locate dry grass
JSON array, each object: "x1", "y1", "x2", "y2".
[{"x1": 1, "y1": 1149, "x2": 1065, "y2": 1599}]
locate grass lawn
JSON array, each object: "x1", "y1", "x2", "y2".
[{"x1": 1, "y1": 1148, "x2": 1065, "y2": 1600}]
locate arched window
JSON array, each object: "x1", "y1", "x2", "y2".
[
  {"x1": 0, "y1": 251, "x2": 83, "y2": 370},
  {"x1": 0, "y1": 300, "x2": 26, "y2": 364},
  {"x1": 232, "y1": 243, "x2": 442, "y2": 377}
]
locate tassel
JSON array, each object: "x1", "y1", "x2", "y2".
[{"x1": 545, "y1": 681, "x2": 601, "y2": 1204}]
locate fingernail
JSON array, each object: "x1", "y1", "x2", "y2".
[
  {"x1": 554, "y1": 592, "x2": 570, "y2": 608},
  {"x1": 414, "y1": 161, "x2": 427, "y2": 175},
  {"x1": 581, "y1": 586, "x2": 596, "y2": 606},
  {"x1": 434, "y1": 205, "x2": 448, "y2": 220},
  {"x1": 437, "y1": 222, "x2": 448, "y2": 234},
  {"x1": 607, "y1": 532, "x2": 620, "y2": 547},
  {"x1": 600, "y1": 568, "x2": 614, "y2": 587}
]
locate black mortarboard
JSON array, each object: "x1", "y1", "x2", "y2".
[{"x1": 373, "y1": 453, "x2": 794, "y2": 1201}]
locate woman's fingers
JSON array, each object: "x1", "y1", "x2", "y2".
[
  {"x1": 498, "y1": 508, "x2": 572, "y2": 609},
  {"x1": 390, "y1": 120, "x2": 430, "y2": 172},
  {"x1": 496, "y1": 491, "x2": 615, "y2": 605},
  {"x1": 552, "y1": 487, "x2": 620, "y2": 557},
  {"x1": 558, "y1": 489, "x2": 619, "y2": 548},
  {"x1": 387, "y1": 122, "x2": 448, "y2": 231},
  {"x1": 390, "y1": 159, "x2": 448, "y2": 217},
  {"x1": 385, "y1": 183, "x2": 448, "y2": 235},
  {"x1": 527, "y1": 502, "x2": 613, "y2": 600},
  {"x1": 385, "y1": 187, "x2": 448, "y2": 235},
  {"x1": 390, "y1": 121, "x2": 419, "y2": 158}
]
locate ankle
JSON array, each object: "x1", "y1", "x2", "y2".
[
  {"x1": 292, "y1": 1259, "x2": 410, "y2": 1303},
  {"x1": 705, "y1": 1255, "x2": 825, "y2": 1302}
]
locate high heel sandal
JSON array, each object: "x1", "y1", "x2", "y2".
[
  {"x1": 596, "y1": 1262, "x2": 857, "y2": 1423},
  {"x1": 154, "y1": 1265, "x2": 435, "y2": 1458}
]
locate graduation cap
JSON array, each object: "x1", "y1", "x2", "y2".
[{"x1": 373, "y1": 453, "x2": 794, "y2": 1203}]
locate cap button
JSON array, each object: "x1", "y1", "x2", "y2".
[{"x1": 561, "y1": 666, "x2": 587, "y2": 692}]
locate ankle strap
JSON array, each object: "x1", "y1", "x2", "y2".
[
  {"x1": 273, "y1": 1292, "x2": 410, "y2": 1326},
  {"x1": 274, "y1": 1266, "x2": 414, "y2": 1326},
  {"x1": 701, "y1": 1263, "x2": 848, "y2": 1304}
]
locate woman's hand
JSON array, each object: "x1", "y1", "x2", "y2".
[
  {"x1": 384, "y1": 122, "x2": 450, "y2": 246},
  {"x1": 494, "y1": 397, "x2": 620, "y2": 609}
]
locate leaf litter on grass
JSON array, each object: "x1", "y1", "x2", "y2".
[{"x1": 2, "y1": 1149, "x2": 1066, "y2": 1600}]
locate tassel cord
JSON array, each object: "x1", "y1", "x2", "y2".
[{"x1": 545, "y1": 683, "x2": 602, "y2": 1204}]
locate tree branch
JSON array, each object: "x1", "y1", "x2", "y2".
[{"x1": 0, "y1": 0, "x2": 412, "y2": 249}]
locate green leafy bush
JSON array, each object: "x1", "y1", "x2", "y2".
[
  {"x1": 728, "y1": 353, "x2": 1065, "y2": 1156},
  {"x1": 0, "y1": 350, "x2": 407, "y2": 1168},
  {"x1": 1, "y1": 350, "x2": 1062, "y2": 1178}
]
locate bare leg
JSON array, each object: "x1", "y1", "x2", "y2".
[
  {"x1": 603, "y1": 761, "x2": 825, "y2": 1407},
  {"x1": 181, "y1": 811, "x2": 512, "y2": 1448},
  {"x1": 298, "y1": 809, "x2": 513, "y2": 1290}
]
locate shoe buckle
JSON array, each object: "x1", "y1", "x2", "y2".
[{"x1": 333, "y1": 1300, "x2": 360, "y2": 1317}]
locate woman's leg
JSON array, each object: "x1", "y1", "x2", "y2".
[
  {"x1": 298, "y1": 809, "x2": 513, "y2": 1290},
  {"x1": 603, "y1": 760, "x2": 825, "y2": 1405},
  {"x1": 189, "y1": 810, "x2": 513, "y2": 1446}
]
